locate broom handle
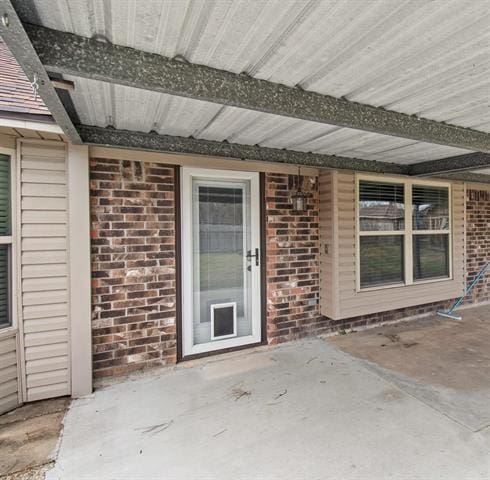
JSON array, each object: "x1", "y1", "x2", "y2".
[
  {"x1": 449, "y1": 262, "x2": 489, "y2": 313},
  {"x1": 464, "y1": 262, "x2": 490, "y2": 296}
]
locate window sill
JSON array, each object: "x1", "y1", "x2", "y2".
[
  {"x1": 358, "y1": 276, "x2": 453, "y2": 293},
  {"x1": 413, "y1": 276, "x2": 452, "y2": 286},
  {"x1": 0, "y1": 326, "x2": 17, "y2": 339}
]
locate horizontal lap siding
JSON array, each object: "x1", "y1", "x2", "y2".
[
  {"x1": 320, "y1": 170, "x2": 465, "y2": 320},
  {"x1": 20, "y1": 142, "x2": 70, "y2": 401},
  {"x1": 319, "y1": 171, "x2": 336, "y2": 318},
  {"x1": 0, "y1": 334, "x2": 19, "y2": 414}
]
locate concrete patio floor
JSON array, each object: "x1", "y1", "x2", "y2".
[
  {"x1": 46, "y1": 309, "x2": 490, "y2": 480},
  {"x1": 330, "y1": 303, "x2": 490, "y2": 433}
]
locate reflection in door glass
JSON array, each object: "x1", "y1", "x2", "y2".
[{"x1": 192, "y1": 180, "x2": 252, "y2": 345}]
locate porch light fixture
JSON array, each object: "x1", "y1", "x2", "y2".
[{"x1": 291, "y1": 167, "x2": 308, "y2": 213}]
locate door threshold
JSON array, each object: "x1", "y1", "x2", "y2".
[{"x1": 179, "y1": 340, "x2": 267, "y2": 362}]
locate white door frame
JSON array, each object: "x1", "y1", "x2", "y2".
[{"x1": 181, "y1": 167, "x2": 262, "y2": 357}]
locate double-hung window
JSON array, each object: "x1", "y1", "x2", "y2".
[
  {"x1": 412, "y1": 185, "x2": 450, "y2": 281},
  {"x1": 357, "y1": 176, "x2": 451, "y2": 290},
  {"x1": 0, "y1": 155, "x2": 12, "y2": 330}
]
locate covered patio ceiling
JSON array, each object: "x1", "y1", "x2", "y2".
[{"x1": 0, "y1": 0, "x2": 489, "y2": 181}]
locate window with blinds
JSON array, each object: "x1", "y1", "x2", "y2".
[
  {"x1": 0, "y1": 155, "x2": 11, "y2": 330},
  {"x1": 412, "y1": 185, "x2": 450, "y2": 281},
  {"x1": 359, "y1": 181, "x2": 405, "y2": 231},
  {"x1": 412, "y1": 185, "x2": 449, "y2": 231},
  {"x1": 360, "y1": 235, "x2": 404, "y2": 288},
  {"x1": 358, "y1": 180, "x2": 405, "y2": 288},
  {"x1": 358, "y1": 177, "x2": 451, "y2": 290}
]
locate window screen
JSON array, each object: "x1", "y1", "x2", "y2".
[
  {"x1": 358, "y1": 177, "x2": 451, "y2": 289},
  {"x1": 412, "y1": 185, "x2": 449, "y2": 231},
  {"x1": 359, "y1": 181, "x2": 405, "y2": 231},
  {"x1": 412, "y1": 185, "x2": 450, "y2": 281},
  {"x1": 413, "y1": 234, "x2": 449, "y2": 281},
  {"x1": 0, "y1": 245, "x2": 10, "y2": 329},
  {"x1": 0, "y1": 155, "x2": 11, "y2": 236},
  {"x1": 359, "y1": 180, "x2": 405, "y2": 288},
  {"x1": 0, "y1": 155, "x2": 11, "y2": 330},
  {"x1": 360, "y1": 235, "x2": 404, "y2": 288}
]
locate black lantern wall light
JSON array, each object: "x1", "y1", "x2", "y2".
[{"x1": 290, "y1": 167, "x2": 309, "y2": 213}]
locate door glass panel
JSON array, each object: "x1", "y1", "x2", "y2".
[{"x1": 192, "y1": 180, "x2": 252, "y2": 346}]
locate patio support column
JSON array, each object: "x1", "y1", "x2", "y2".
[{"x1": 67, "y1": 143, "x2": 92, "y2": 396}]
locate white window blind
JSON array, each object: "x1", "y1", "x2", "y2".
[
  {"x1": 412, "y1": 185, "x2": 450, "y2": 281},
  {"x1": 0, "y1": 155, "x2": 12, "y2": 329},
  {"x1": 358, "y1": 178, "x2": 451, "y2": 289}
]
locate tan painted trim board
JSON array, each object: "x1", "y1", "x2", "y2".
[
  {"x1": 0, "y1": 134, "x2": 16, "y2": 149},
  {"x1": 68, "y1": 144, "x2": 92, "y2": 397},
  {"x1": 466, "y1": 182, "x2": 490, "y2": 191}
]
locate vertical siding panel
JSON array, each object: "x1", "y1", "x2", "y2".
[{"x1": 19, "y1": 141, "x2": 70, "y2": 401}]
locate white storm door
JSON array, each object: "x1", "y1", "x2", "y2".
[{"x1": 182, "y1": 168, "x2": 261, "y2": 357}]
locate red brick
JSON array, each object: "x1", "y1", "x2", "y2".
[{"x1": 91, "y1": 159, "x2": 177, "y2": 377}]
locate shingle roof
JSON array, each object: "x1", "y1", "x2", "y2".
[{"x1": 0, "y1": 38, "x2": 50, "y2": 116}]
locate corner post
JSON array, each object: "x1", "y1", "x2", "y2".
[{"x1": 67, "y1": 143, "x2": 92, "y2": 396}]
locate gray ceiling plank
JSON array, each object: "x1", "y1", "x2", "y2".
[{"x1": 24, "y1": 23, "x2": 490, "y2": 153}]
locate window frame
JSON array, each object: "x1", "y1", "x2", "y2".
[
  {"x1": 355, "y1": 174, "x2": 452, "y2": 292},
  {"x1": 0, "y1": 147, "x2": 17, "y2": 336}
]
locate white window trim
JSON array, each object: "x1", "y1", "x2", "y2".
[
  {"x1": 0, "y1": 146, "x2": 17, "y2": 338},
  {"x1": 355, "y1": 174, "x2": 453, "y2": 293}
]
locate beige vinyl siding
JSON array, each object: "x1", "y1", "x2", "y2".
[
  {"x1": 19, "y1": 141, "x2": 70, "y2": 401},
  {"x1": 0, "y1": 333, "x2": 20, "y2": 414},
  {"x1": 319, "y1": 171, "x2": 338, "y2": 318},
  {"x1": 319, "y1": 170, "x2": 465, "y2": 320}
]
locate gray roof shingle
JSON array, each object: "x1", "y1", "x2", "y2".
[{"x1": 0, "y1": 38, "x2": 50, "y2": 116}]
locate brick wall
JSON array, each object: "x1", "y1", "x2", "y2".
[
  {"x1": 317, "y1": 299, "x2": 454, "y2": 333},
  {"x1": 90, "y1": 158, "x2": 177, "y2": 377},
  {"x1": 265, "y1": 173, "x2": 323, "y2": 344},
  {"x1": 465, "y1": 188, "x2": 490, "y2": 304},
  {"x1": 89, "y1": 164, "x2": 489, "y2": 378},
  {"x1": 263, "y1": 172, "x2": 455, "y2": 341}
]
